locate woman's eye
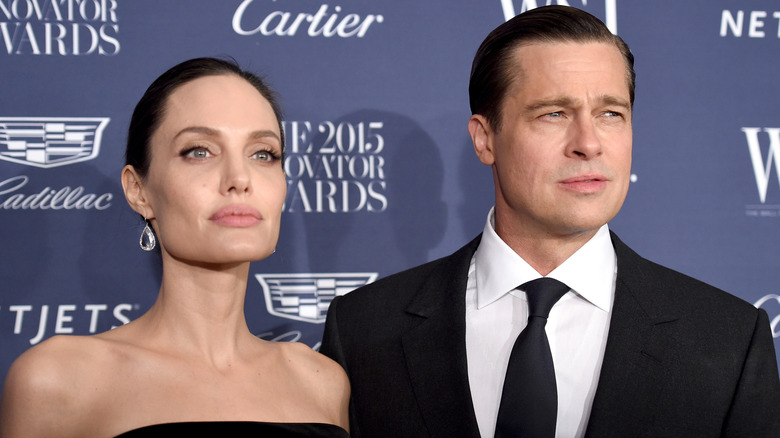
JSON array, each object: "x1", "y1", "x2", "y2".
[
  {"x1": 252, "y1": 150, "x2": 278, "y2": 162},
  {"x1": 182, "y1": 147, "x2": 210, "y2": 159}
]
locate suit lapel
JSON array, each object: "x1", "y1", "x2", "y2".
[
  {"x1": 585, "y1": 232, "x2": 682, "y2": 437},
  {"x1": 394, "y1": 232, "x2": 684, "y2": 437},
  {"x1": 401, "y1": 236, "x2": 482, "y2": 438}
]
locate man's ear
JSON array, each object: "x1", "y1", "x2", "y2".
[
  {"x1": 121, "y1": 165, "x2": 154, "y2": 219},
  {"x1": 468, "y1": 114, "x2": 495, "y2": 166}
]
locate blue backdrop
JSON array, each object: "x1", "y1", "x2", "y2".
[{"x1": 2, "y1": 0, "x2": 780, "y2": 396}]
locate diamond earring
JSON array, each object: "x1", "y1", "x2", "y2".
[{"x1": 139, "y1": 219, "x2": 156, "y2": 251}]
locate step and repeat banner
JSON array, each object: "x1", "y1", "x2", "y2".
[{"x1": 1, "y1": 0, "x2": 779, "y2": 392}]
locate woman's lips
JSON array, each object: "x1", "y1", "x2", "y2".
[{"x1": 209, "y1": 205, "x2": 262, "y2": 227}]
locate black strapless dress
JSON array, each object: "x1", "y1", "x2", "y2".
[{"x1": 114, "y1": 421, "x2": 349, "y2": 437}]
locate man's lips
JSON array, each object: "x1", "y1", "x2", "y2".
[
  {"x1": 559, "y1": 174, "x2": 608, "y2": 193},
  {"x1": 209, "y1": 205, "x2": 262, "y2": 227}
]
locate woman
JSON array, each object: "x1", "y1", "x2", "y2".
[{"x1": 0, "y1": 58, "x2": 350, "y2": 437}]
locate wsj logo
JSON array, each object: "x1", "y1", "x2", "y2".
[
  {"x1": 233, "y1": 1, "x2": 383, "y2": 38},
  {"x1": 500, "y1": 0, "x2": 618, "y2": 33},
  {"x1": 744, "y1": 128, "x2": 780, "y2": 216},
  {"x1": 255, "y1": 273, "x2": 377, "y2": 323},
  {"x1": 0, "y1": 117, "x2": 109, "y2": 168}
]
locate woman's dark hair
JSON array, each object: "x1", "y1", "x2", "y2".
[
  {"x1": 469, "y1": 5, "x2": 635, "y2": 132},
  {"x1": 125, "y1": 57, "x2": 284, "y2": 177}
]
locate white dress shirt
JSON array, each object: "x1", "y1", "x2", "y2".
[{"x1": 466, "y1": 208, "x2": 616, "y2": 438}]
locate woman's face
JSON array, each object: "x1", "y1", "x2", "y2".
[{"x1": 131, "y1": 74, "x2": 286, "y2": 265}]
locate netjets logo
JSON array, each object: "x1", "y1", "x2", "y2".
[
  {"x1": 744, "y1": 127, "x2": 780, "y2": 217},
  {"x1": 500, "y1": 0, "x2": 618, "y2": 33},
  {"x1": 255, "y1": 272, "x2": 377, "y2": 323},
  {"x1": 0, "y1": 117, "x2": 109, "y2": 168}
]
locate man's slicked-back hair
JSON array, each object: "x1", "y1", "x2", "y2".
[{"x1": 469, "y1": 5, "x2": 635, "y2": 132}]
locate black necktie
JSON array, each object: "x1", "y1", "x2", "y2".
[{"x1": 494, "y1": 278, "x2": 570, "y2": 438}]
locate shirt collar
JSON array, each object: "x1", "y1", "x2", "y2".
[{"x1": 474, "y1": 207, "x2": 616, "y2": 312}]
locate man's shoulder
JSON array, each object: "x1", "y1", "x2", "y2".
[
  {"x1": 611, "y1": 231, "x2": 759, "y2": 317},
  {"x1": 335, "y1": 235, "x2": 481, "y2": 308}
]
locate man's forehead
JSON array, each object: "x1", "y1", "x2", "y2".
[
  {"x1": 503, "y1": 41, "x2": 631, "y2": 98},
  {"x1": 508, "y1": 40, "x2": 623, "y2": 71}
]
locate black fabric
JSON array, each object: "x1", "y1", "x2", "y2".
[
  {"x1": 495, "y1": 278, "x2": 569, "y2": 438},
  {"x1": 114, "y1": 421, "x2": 349, "y2": 437},
  {"x1": 321, "y1": 232, "x2": 780, "y2": 438}
]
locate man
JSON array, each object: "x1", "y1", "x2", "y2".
[{"x1": 321, "y1": 6, "x2": 780, "y2": 437}]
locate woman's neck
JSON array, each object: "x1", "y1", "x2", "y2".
[{"x1": 130, "y1": 255, "x2": 257, "y2": 368}]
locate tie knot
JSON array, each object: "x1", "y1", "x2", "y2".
[{"x1": 520, "y1": 278, "x2": 569, "y2": 318}]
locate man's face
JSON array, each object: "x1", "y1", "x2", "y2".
[{"x1": 471, "y1": 41, "x2": 633, "y2": 242}]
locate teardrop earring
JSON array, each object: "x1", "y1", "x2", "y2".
[{"x1": 139, "y1": 219, "x2": 156, "y2": 251}]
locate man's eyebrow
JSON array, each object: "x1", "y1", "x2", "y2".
[
  {"x1": 523, "y1": 95, "x2": 631, "y2": 113},
  {"x1": 598, "y1": 95, "x2": 631, "y2": 109},
  {"x1": 524, "y1": 97, "x2": 576, "y2": 113},
  {"x1": 601, "y1": 96, "x2": 632, "y2": 112}
]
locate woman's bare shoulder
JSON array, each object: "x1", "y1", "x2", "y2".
[
  {"x1": 277, "y1": 341, "x2": 348, "y2": 380},
  {"x1": 272, "y1": 341, "x2": 350, "y2": 425},
  {"x1": 0, "y1": 335, "x2": 123, "y2": 437},
  {"x1": 5, "y1": 335, "x2": 110, "y2": 390}
]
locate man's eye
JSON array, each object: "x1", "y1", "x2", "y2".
[{"x1": 604, "y1": 109, "x2": 629, "y2": 119}]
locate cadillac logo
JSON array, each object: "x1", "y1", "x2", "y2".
[
  {"x1": 0, "y1": 117, "x2": 110, "y2": 168},
  {"x1": 255, "y1": 272, "x2": 377, "y2": 323}
]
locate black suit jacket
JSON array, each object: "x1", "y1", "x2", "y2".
[{"x1": 321, "y1": 232, "x2": 780, "y2": 437}]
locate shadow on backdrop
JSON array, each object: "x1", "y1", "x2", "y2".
[{"x1": 278, "y1": 108, "x2": 447, "y2": 279}]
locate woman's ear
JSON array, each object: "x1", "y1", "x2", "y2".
[{"x1": 121, "y1": 165, "x2": 154, "y2": 219}]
